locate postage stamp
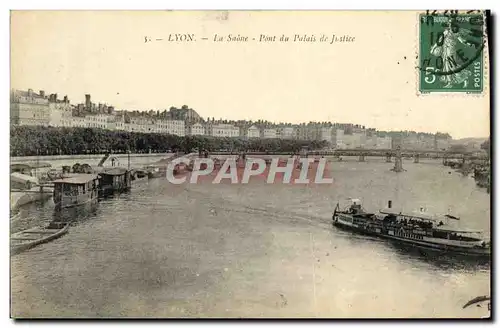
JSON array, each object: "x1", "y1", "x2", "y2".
[
  {"x1": 418, "y1": 11, "x2": 487, "y2": 93},
  {"x1": 10, "y1": 10, "x2": 491, "y2": 319}
]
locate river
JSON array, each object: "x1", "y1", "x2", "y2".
[{"x1": 10, "y1": 158, "x2": 491, "y2": 318}]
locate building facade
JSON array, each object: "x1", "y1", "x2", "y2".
[
  {"x1": 11, "y1": 89, "x2": 454, "y2": 148},
  {"x1": 85, "y1": 113, "x2": 115, "y2": 129},
  {"x1": 164, "y1": 119, "x2": 185, "y2": 136},
  {"x1": 207, "y1": 123, "x2": 240, "y2": 137},
  {"x1": 10, "y1": 89, "x2": 50, "y2": 126},
  {"x1": 280, "y1": 127, "x2": 295, "y2": 139},
  {"x1": 335, "y1": 129, "x2": 345, "y2": 148},
  {"x1": 48, "y1": 95, "x2": 72, "y2": 127},
  {"x1": 320, "y1": 127, "x2": 333, "y2": 143},
  {"x1": 186, "y1": 123, "x2": 206, "y2": 136},
  {"x1": 246, "y1": 125, "x2": 261, "y2": 138},
  {"x1": 262, "y1": 128, "x2": 277, "y2": 139},
  {"x1": 70, "y1": 116, "x2": 86, "y2": 128}
]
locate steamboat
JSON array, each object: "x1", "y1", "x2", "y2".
[{"x1": 332, "y1": 199, "x2": 491, "y2": 259}]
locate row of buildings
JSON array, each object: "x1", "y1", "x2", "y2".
[{"x1": 10, "y1": 88, "x2": 452, "y2": 150}]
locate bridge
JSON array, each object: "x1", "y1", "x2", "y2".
[
  {"x1": 308, "y1": 149, "x2": 487, "y2": 161},
  {"x1": 210, "y1": 148, "x2": 488, "y2": 161}
]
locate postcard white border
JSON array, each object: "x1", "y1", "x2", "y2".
[{"x1": 2, "y1": 0, "x2": 497, "y2": 327}]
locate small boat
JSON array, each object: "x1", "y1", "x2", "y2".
[
  {"x1": 134, "y1": 169, "x2": 148, "y2": 179},
  {"x1": 145, "y1": 165, "x2": 165, "y2": 179},
  {"x1": 332, "y1": 199, "x2": 491, "y2": 259},
  {"x1": 11, "y1": 222, "x2": 69, "y2": 254}
]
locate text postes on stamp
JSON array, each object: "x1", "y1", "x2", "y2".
[{"x1": 419, "y1": 12, "x2": 486, "y2": 93}]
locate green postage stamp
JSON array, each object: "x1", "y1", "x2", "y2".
[{"x1": 419, "y1": 11, "x2": 487, "y2": 93}]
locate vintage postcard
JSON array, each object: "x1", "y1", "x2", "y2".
[{"x1": 10, "y1": 10, "x2": 491, "y2": 319}]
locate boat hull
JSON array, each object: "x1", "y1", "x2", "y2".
[
  {"x1": 147, "y1": 171, "x2": 164, "y2": 179},
  {"x1": 54, "y1": 195, "x2": 97, "y2": 210},
  {"x1": 333, "y1": 216, "x2": 491, "y2": 259},
  {"x1": 10, "y1": 224, "x2": 69, "y2": 255},
  {"x1": 98, "y1": 186, "x2": 131, "y2": 198}
]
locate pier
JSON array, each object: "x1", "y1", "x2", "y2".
[{"x1": 391, "y1": 146, "x2": 404, "y2": 172}]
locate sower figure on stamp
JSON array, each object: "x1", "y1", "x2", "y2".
[{"x1": 430, "y1": 17, "x2": 474, "y2": 88}]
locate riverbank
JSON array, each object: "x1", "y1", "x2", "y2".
[{"x1": 11, "y1": 189, "x2": 53, "y2": 212}]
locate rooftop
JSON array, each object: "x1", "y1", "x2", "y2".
[
  {"x1": 52, "y1": 174, "x2": 99, "y2": 184},
  {"x1": 99, "y1": 167, "x2": 129, "y2": 176},
  {"x1": 12, "y1": 89, "x2": 44, "y2": 99},
  {"x1": 379, "y1": 208, "x2": 437, "y2": 221}
]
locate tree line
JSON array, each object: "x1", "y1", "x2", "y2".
[{"x1": 10, "y1": 126, "x2": 329, "y2": 157}]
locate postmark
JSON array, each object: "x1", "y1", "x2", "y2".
[{"x1": 418, "y1": 11, "x2": 487, "y2": 93}]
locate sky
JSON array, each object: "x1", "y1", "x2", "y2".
[{"x1": 11, "y1": 11, "x2": 490, "y2": 139}]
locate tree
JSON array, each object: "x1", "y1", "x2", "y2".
[
  {"x1": 481, "y1": 138, "x2": 490, "y2": 157},
  {"x1": 449, "y1": 144, "x2": 467, "y2": 153}
]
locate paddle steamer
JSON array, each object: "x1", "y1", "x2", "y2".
[{"x1": 332, "y1": 199, "x2": 490, "y2": 258}]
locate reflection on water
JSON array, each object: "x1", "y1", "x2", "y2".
[{"x1": 10, "y1": 159, "x2": 491, "y2": 318}]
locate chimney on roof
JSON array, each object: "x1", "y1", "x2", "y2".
[
  {"x1": 85, "y1": 94, "x2": 91, "y2": 109},
  {"x1": 39, "y1": 90, "x2": 45, "y2": 98}
]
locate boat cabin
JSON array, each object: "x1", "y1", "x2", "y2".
[
  {"x1": 379, "y1": 208, "x2": 437, "y2": 229},
  {"x1": 433, "y1": 227, "x2": 485, "y2": 243},
  {"x1": 52, "y1": 174, "x2": 99, "y2": 209},
  {"x1": 98, "y1": 167, "x2": 132, "y2": 196},
  {"x1": 347, "y1": 199, "x2": 363, "y2": 214},
  {"x1": 334, "y1": 199, "x2": 378, "y2": 225}
]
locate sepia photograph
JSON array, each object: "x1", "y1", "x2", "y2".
[{"x1": 9, "y1": 9, "x2": 491, "y2": 319}]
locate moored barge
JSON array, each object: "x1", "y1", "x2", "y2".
[
  {"x1": 52, "y1": 174, "x2": 99, "y2": 210},
  {"x1": 98, "y1": 167, "x2": 132, "y2": 197}
]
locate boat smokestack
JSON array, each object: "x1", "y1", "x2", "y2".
[{"x1": 388, "y1": 200, "x2": 392, "y2": 209}]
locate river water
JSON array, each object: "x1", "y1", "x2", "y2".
[{"x1": 10, "y1": 158, "x2": 491, "y2": 318}]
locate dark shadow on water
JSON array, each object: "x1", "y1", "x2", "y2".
[
  {"x1": 98, "y1": 189, "x2": 133, "y2": 202},
  {"x1": 388, "y1": 242, "x2": 491, "y2": 272},
  {"x1": 332, "y1": 225, "x2": 490, "y2": 272},
  {"x1": 51, "y1": 202, "x2": 99, "y2": 225},
  {"x1": 12, "y1": 189, "x2": 133, "y2": 234},
  {"x1": 10, "y1": 199, "x2": 55, "y2": 234}
]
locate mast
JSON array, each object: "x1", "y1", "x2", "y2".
[{"x1": 36, "y1": 148, "x2": 39, "y2": 179}]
